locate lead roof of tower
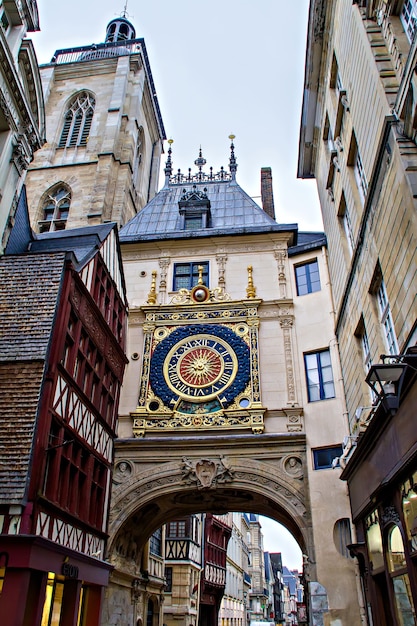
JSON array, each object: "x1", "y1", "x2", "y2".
[{"x1": 120, "y1": 145, "x2": 299, "y2": 244}]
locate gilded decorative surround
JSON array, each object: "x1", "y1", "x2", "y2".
[{"x1": 131, "y1": 293, "x2": 266, "y2": 437}]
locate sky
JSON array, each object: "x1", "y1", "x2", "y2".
[
  {"x1": 260, "y1": 516, "x2": 302, "y2": 571},
  {"x1": 31, "y1": 0, "x2": 322, "y2": 232},
  {"x1": 30, "y1": 0, "x2": 309, "y2": 570}
]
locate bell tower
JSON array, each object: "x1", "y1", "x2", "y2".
[{"x1": 25, "y1": 10, "x2": 165, "y2": 232}]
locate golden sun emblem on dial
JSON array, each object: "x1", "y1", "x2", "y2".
[
  {"x1": 164, "y1": 334, "x2": 238, "y2": 401},
  {"x1": 178, "y1": 348, "x2": 222, "y2": 386}
]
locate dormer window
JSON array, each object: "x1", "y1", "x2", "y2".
[
  {"x1": 185, "y1": 215, "x2": 203, "y2": 230},
  {"x1": 178, "y1": 185, "x2": 211, "y2": 230}
]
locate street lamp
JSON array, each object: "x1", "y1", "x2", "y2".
[{"x1": 365, "y1": 354, "x2": 414, "y2": 414}]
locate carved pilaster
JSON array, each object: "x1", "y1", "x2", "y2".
[
  {"x1": 158, "y1": 256, "x2": 170, "y2": 304},
  {"x1": 278, "y1": 304, "x2": 297, "y2": 404},
  {"x1": 137, "y1": 322, "x2": 155, "y2": 406},
  {"x1": 274, "y1": 247, "x2": 288, "y2": 299},
  {"x1": 216, "y1": 252, "x2": 228, "y2": 291}
]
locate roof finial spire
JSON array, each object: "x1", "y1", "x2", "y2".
[
  {"x1": 194, "y1": 147, "x2": 206, "y2": 173},
  {"x1": 229, "y1": 134, "x2": 237, "y2": 181},
  {"x1": 121, "y1": 0, "x2": 129, "y2": 18},
  {"x1": 164, "y1": 139, "x2": 174, "y2": 187}
]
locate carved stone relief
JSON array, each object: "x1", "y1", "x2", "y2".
[{"x1": 181, "y1": 456, "x2": 234, "y2": 488}]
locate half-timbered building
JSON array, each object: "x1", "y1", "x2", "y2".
[{"x1": 0, "y1": 192, "x2": 128, "y2": 626}]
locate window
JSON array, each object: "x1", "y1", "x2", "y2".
[
  {"x1": 401, "y1": 0, "x2": 417, "y2": 42},
  {"x1": 0, "y1": 552, "x2": 6, "y2": 594},
  {"x1": 338, "y1": 192, "x2": 354, "y2": 256},
  {"x1": 41, "y1": 573, "x2": 65, "y2": 625},
  {"x1": 150, "y1": 528, "x2": 162, "y2": 556},
  {"x1": 377, "y1": 280, "x2": 398, "y2": 355},
  {"x1": 354, "y1": 149, "x2": 368, "y2": 202},
  {"x1": 304, "y1": 349, "x2": 335, "y2": 401},
  {"x1": 38, "y1": 185, "x2": 71, "y2": 233},
  {"x1": 323, "y1": 114, "x2": 335, "y2": 152},
  {"x1": 361, "y1": 327, "x2": 372, "y2": 372},
  {"x1": 313, "y1": 445, "x2": 343, "y2": 470},
  {"x1": 167, "y1": 520, "x2": 188, "y2": 538},
  {"x1": 0, "y1": 8, "x2": 9, "y2": 31},
  {"x1": 295, "y1": 260, "x2": 321, "y2": 296},
  {"x1": 387, "y1": 525, "x2": 416, "y2": 623},
  {"x1": 173, "y1": 262, "x2": 209, "y2": 291},
  {"x1": 348, "y1": 133, "x2": 368, "y2": 204},
  {"x1": 164, "y1": 567, "x2": 173, "y2": 592},
  {"x1": 185, "y1": 215, "x2": 203, "y2": 230},
  {"x1": 333, "y1": 518, "x2": 353, "y2": 558},
  {"x1": 59, "y1": 92, "x2": 95, "y2": 148}
]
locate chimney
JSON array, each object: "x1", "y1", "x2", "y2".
[{"x1": 260, "y1": 167, "x2": 275, "y2": 220}]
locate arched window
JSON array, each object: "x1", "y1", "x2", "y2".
[
  {"x1": 59, "y1": 92, "x2": 95, "y2": 148},
  {"x1": 146, "y1": 598, "x2": 154, "y2": 626},
  {"x1": 333, "y1": 518, "x2": 352, "y2": 558},
  {"x1": 386, "y1": 524, "x2": 416, "y2": 624},
  {"x1": 38, "y1": 185, "x2": 71, "y2": 233}
]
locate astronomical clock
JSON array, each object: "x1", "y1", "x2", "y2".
[{"x1": 131, "y1": 267, "x2": 266, "y2": 437}]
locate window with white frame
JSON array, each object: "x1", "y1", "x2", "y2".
[
  {"x1": 401, "y1": 0, "x2": 417, "y2": 42},
  {"x1": 304, "y1": 349, "x2": 335, "y2": 402},
  {"x1": 354, "y1": 148, "x2": 368, "y2": 203},
  {"x1": 59, "y1": 92, "x2": 95, "y2": 149},
  {"x1": 361, "y1": 326, "x2": 372, "y2": 372},
  {"x1": 349, "y1": 133, "x2": 368, "y2": 204},
  {"x1": 377, "y1": 280, "x2": 398, "y2": 355},
  {"x1": 338, "y1": 192, "x2": 354, "y2": 255}
]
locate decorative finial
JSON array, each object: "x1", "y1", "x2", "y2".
[
  {"x1": 229, "y1": 134, "x2": 237, "y2": 180},
  {"x1": 121, "y1": 0, "x2": 129, "y2": 18},
  {"x1": 147, "y1": 270, "x2": 157, "y2": 305},
  {"x1": 164, "y1": 139, "x2": 174, "y2": 187},
  {"x1": 194, "y1": 147, "x2": 207, "y2": 173},
  {"x1": 197, "y1": 265, "x2": 204, "y2": 285},
  {"x1": 246, "y1": 265, "x2": 256, "y2": 299}
]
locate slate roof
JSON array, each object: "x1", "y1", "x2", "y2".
[
  {"x1": 120, "y1": 180, "x2": 298, "y2": 243},
  {"x1": 0, "y1": 253, "x2": 66, "y2": 503},
  {"x1": 31, "y1": 222, "x2": 116, "y2": 270},
  {"x1": 0, "y1": 361, "x2": 45, "y2": 503},
  {"x1": 288, "y1": 231, "x2": 327, "y2": 256},
  {"x1": 0, "y1": 253, "x2": 65, "y2": 361}
]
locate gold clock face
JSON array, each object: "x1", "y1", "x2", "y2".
[{"x1": 164, "y1": 334, "x2": 238, "y2": 401}]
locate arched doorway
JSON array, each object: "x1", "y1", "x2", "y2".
[{"x1": 104, "y1": 435, "x2": 317, "y2": 626}]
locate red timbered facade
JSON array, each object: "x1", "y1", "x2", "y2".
[{"x1": 0, "y1": 204, "x2": 128, "y2": 626}]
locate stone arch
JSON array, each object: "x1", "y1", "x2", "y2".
[{"x1": 108, "y1": 451, "x2": 314, "y2": 575}]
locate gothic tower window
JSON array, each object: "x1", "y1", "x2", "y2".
[
  {"x1": 38, "y1": 185, "x2": 71, "y2": 233},
  {"x1": 58, "y1": 92, "x2": 95, "y2": 148}
]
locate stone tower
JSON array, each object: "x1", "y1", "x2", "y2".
[{"x1": 25, "y1": 14, "x2": 165, "y2": 232}]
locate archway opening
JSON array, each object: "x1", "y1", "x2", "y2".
[{"x1": 108, "y1": 479, "x2": 309, "y2": 626}]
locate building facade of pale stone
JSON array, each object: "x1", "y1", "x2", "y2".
[
  {"x1": 299, "y1": 1, "x2": 417, "y2": 624},
  {"x1": 219, "y1": 512, "x2": 251, "y2": 626},
  {"x1": 0, "y1": 0, "x2": 44, "y2": 251}
]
